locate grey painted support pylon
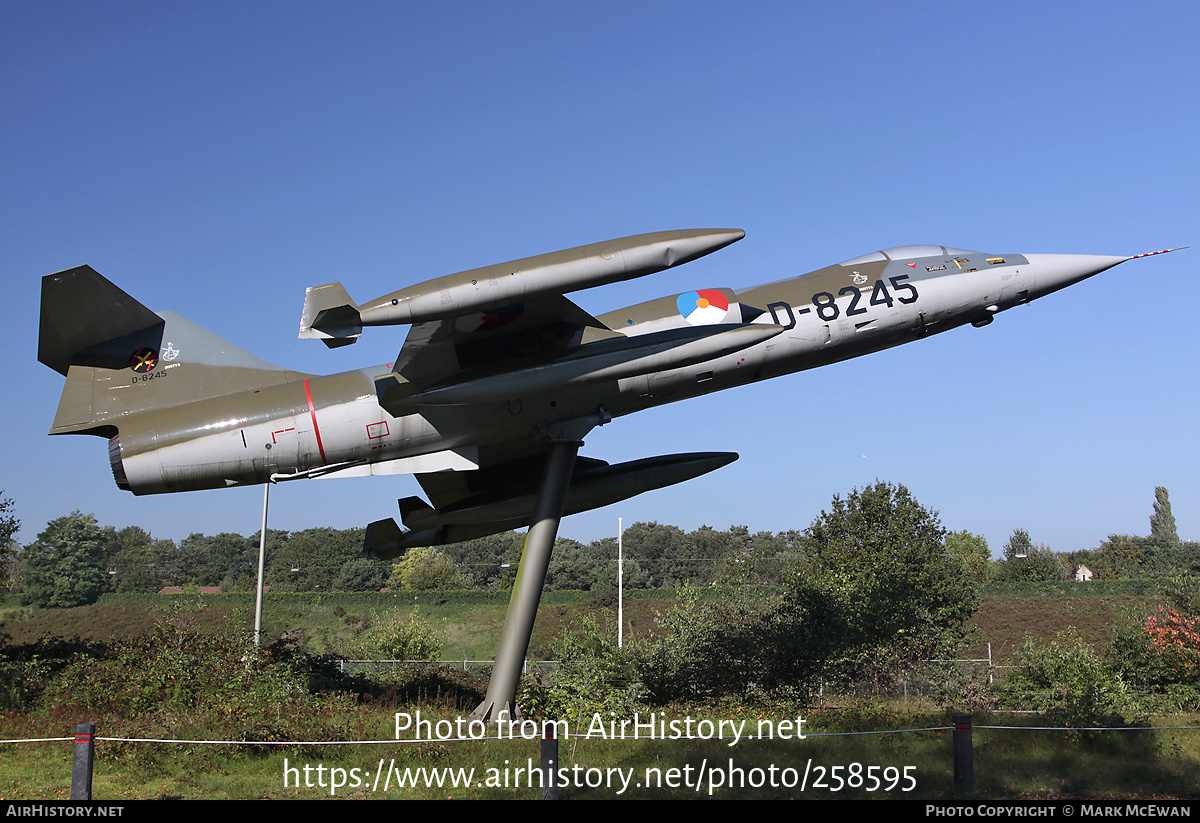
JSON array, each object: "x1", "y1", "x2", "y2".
[{"x1": 473, "y1": 439, "x2": 581, "y2": 722}]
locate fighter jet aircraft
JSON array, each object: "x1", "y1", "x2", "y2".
[
  {"x1": 37, "y1": 229, "x2": 1181, "y2": 718},
  {"x1": 38, "y1": 230, "x2": 1179, "y2": 540}
]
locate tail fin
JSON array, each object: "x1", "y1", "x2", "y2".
[
  {"x1": 39, "y1": 265, "x2": 165, "y2": 375},
  {"x1": 40, "y1": 266, "x2": 299, "y2": 436}
]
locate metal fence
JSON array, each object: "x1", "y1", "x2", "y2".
[{"x1": 338, "y1": 657, "x2": 559, "y2": 675}]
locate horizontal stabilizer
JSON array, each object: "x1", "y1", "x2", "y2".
[
  {"x1": 365, "y1": 518, "x2": 406, "y2": 560},
  {"x1": 398, "y1": 496, "x2": 436, "y2": 529}
]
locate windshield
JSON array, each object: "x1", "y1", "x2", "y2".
[{"x1": 839, "y1": 245, "x2": 977, "y2": 265}]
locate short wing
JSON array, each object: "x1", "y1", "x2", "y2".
[
  {"x1": 399, "y1": 294, "x2": 616, "y2": 380},
  {"x1": 375, "y1": 293, "x2": 620, "y2": 416},
  {"x1": 361, "y1": 294, "x2": 619, "y2": 556}
]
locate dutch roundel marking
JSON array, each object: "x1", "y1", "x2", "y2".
[
  {"x1": 677, "y1": 289, "x2": 730, "y2": 325},
  {"x1": 129, "y1": 348, "x2": 158, "y2": 372}
]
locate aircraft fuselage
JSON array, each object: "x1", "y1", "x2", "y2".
[{"x1": 100, "y1": 244, "x2": 1134, "y2": 496}]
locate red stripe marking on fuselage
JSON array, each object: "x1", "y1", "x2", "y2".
[{"x1": 303, "y1": 379, "x2": 327, "y2": 464}]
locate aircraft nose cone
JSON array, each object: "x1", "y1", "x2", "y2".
[{"x1": 1023, "y1": 253, "x2": 1128, "y2": 298}]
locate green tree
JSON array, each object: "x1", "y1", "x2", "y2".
[
  {"x1": 944, "y1": 530, "x2": 990, "y2": 584},
  {"x1": 268, "y1": 527, "x2": 362, "y2": 591},
  {"x1": 445, "y1": 531, "x2": 523, "y2": 589},
  {"x1": 155, "y1": 532, "x2": 217, "y2": 586},
  {"x1": 389, "y1": 547, "x2": 457, "y2": 591},
  {"x1": 332, "y1": 557, "x2": 388, "y2": 591},
  {"x1": 105, "y1": 526, "x2": 160, "y2": 593},
  {"x1": 633, "y1": 481, "x2": 980, "y2": 700},
  {"x1": 153, "y1": 530, "x2": 254, "y2": 588},
  {"x1": 633, "y1": 588, "x2": 781, "y2": 702},
  {"x1": 994, "y1": 529, "x2": 1068, "y2": 582},
  {"x1": 742, "y1": 528, "x2": 799, "y2": 586},
  {"x1": 692, "y1": 525, "x2": 747, "y2": 586},
  {"x1": 544, "y1": 537, "x2": 609, "y2": 591},
  {"x1": 21, "y1": 511, "x2": 109, "y2": 608},
  {"x1": 1150, "y1": 486, "x2": 1181, "y2": 550},
  {"x1": 592, "y1": 535, "x2": 654, "y2": 591},
  {"x1": 525, "y1": 610, "x2": 642, "y2": 722},
  {"x1": 0, "y1": 492, "x2": 19, "y2": 593},
  {"x1": 1003, "y1": 528, "x2": 1033, "y2": 560},
  {"x1": 622, "y1": 522, "x2": 694, "y2": 587},
  {"x1": 1091, "y1": 533, "x2": 1154, "y2": 579},
  {"x1": 787, "y1": 481, "x2": 979, "y2": 687}
]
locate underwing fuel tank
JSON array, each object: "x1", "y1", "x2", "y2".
[
  {"x1": 300, "y1": 228, "x2": 745, "y2": 345},
  {"x1": 364, "y1": 451, "x2": 738, "y2": 558}
]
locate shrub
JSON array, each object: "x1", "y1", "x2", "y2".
[
  {"x1": 389, "y1": 548, "x2": 458, "y2": 591},
  {"x1": 1142, "y1": 605, "x2": 1200, "y2": 684},
  {"x1": 341, "y1": 608, "x2": 443, "y2": 662},
  {"x1": 630, "y1": 589, "x2": 794, "y2": 702},
  {"x1": 1002, "y1": 629, "x2": 1134, "y2": 726},
  {"x1": 522, "y1": 610, "x2": 643, "y2": 723}
]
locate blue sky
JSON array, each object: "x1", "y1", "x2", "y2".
[{"x1": 4, "y1": 1, "x2": 1197, "y2": 557}]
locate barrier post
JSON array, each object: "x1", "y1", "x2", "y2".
[
  {"x1": 541, "y1": 721, "x2": 559, "y2": 800},
  {"x1": 953, "y1": 714, "x2": 974, "y2": 791},
  {"x1": 71, "y1": 723, "x2": 96, "y2": 800}
]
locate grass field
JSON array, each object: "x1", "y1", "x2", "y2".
[
  {"x1": 1, "y1": 583, "x2": 1197, "y2": 800},
  {"x1": 0, "y1": 582, "x2": 1157, "y2": 662}
]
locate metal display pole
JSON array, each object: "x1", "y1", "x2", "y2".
[
  {"x1": 473, "y1": 439, "x2": 581, "y2": 721},
  {"x1": 254, "y1": 482, "x2": 269, "y2": 646}
]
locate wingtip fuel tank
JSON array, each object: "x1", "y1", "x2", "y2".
[{"x1": 299, "y1": 228, "x2": 745, "y2": 345}]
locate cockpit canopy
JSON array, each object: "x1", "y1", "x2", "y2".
[{"x1": 839, "y1": 245, "x2": 976, "y2": 266}]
